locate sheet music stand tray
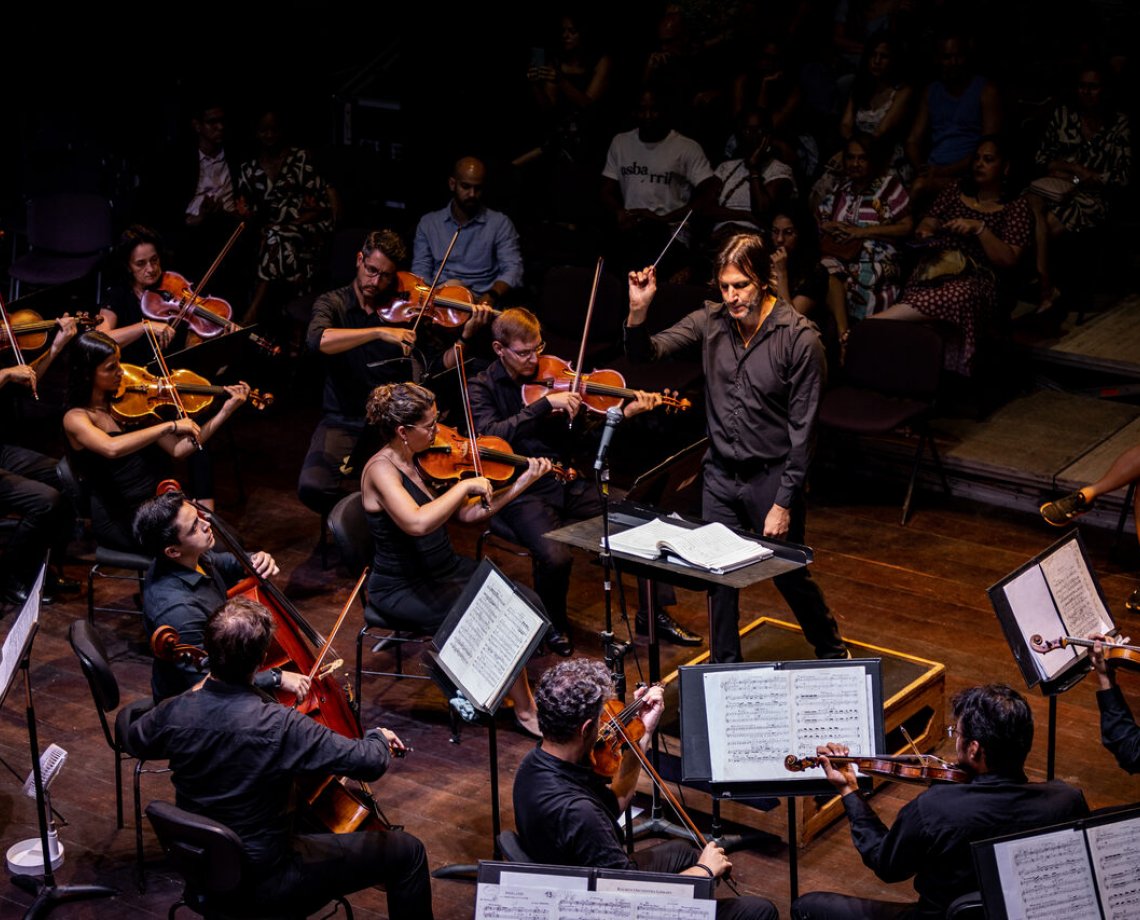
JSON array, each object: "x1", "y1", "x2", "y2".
[{"x1": 544, "y1": 499, "x2": 813, "y2": 846}]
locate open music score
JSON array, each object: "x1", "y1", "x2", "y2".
[{"x1": 972, "y1": 806, "x2": 1140, "y2": 920}]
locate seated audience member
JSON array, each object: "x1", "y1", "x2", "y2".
[
  {"x1": 1089, "y1": 635, "x2": 1140, "y2": 773},
  {"x1": 817, "y1": 133, "x2": 912, "y2": 333},
  {"x1": 905, "y1": 31, "x2": 1001, "y2": 210},
  {"x1": 125, "y1": 596, "x2": 433, "y2": 919},
  {"x1": 133, "y1": 490, "x2": 309, "y2": 703},
  {"x1": 873, "y1": 135, "x2": 1031, "y2": 378},
  {"x1": 792, "y1": 683, "x2": 1089, "y2": 919},
  {"x1": 814, "y1": 29, "x2": 915, "y2": 207},
  {"x1": 770, "y1": 205, "x2": 839, "y2": 370},
  {"x1": 411, "y1": 156, "x2": 524, "y2": 309},
  {"x1": 1040, "y1": 442, "x2": 1140, "y2": 611},
  {"x1": 731, "y1": 39, "x2": 815, "y2": 175},
  {"x1": 600, "y1": 86, "x2": 719, "y2": 283},
  {"x1": 514, "y1": 658, "x2": 778, "y2": 920},
  {"x1": 1027, "y1": 61, "x2": 1131, "y2": 313}
]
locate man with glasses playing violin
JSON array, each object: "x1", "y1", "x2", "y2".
[
  {"x1": 513, "y1": 658, "x2": 776, "y2": 919},
  {"x1": 792, "y1": 684, "x2": 1088, "y2": 919},
  {"x1": 133, "y1": 490, "x2": 311, "y2": 704},
  {"x1": 470, "y1": 307, "x2": 699, "y2": 656}
]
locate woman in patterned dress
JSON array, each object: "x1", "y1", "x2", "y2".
[
  {"x1": 236, "y1": 109, "x2": 334, "y2": 325},
  {"x1": 1028, "y1": 62, "x2": 1131, "y2": 311},
  {"x1": 874, "y1": 135, "x2": 1032, "y2": 376},
  {"x1": 817, "y1": 132, "x2": 913, "y2": 331}
]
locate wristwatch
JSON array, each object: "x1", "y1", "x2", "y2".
[{"x1": 270, "y1": 668, "x2": 283, "y2": 689}]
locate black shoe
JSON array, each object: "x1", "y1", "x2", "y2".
[
  {"x1": 545, "y1": 628, "x2": 574, "y2": 657},
  {"x1": 1, "y1": 582, "x2": 29, "y2": 606},
  {"x1": 47, "y1": 572, "x2": 81, "y2": 594},
  {"x1": 635, "y1": 610, "x2": 702, "y2": 647},
  {"x1": 1127, "y1": 589, "x2": 1140, "y2": 613}
]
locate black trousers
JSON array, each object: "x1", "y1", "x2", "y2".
[
  {"x1": 791, "y1": 891, "x2": 917, "y2": 919},
  {"x1": 297, "y1": 415, "x2": 379, "y2": 517},
  {"x1": 0, "y1": 445, "x2": 72, "y2": 589},
  {"x1": 245, "y1": 828, "x2": 433, "y2": 919},
  {"x1": 702, "y1": 459, "x2": 845, "y2": 663},
  {"x1": 632, "y1": 840, "x2": 778, "y2": 920}
]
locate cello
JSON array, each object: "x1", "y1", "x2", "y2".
[{"x1": 166, "y1": 486, "x2": 397, "y2": 833}]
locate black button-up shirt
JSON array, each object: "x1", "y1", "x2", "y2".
[
  {"x1": 126, "y1": 679, "x2": 390, "y2": 869},
  {"x1": 1097, "y1": 685, "x2": 1140, "y2": 774},
  {"x1": 841, "y1": 771, "x2": 1088, "y2": 918},
  {"x1": 625, "y1": 299, "x2": 824, "y2": 508}
]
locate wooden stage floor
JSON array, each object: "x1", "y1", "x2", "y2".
[{"x1": 1, "y1": 402, "x2": 1138, "y2": 919}]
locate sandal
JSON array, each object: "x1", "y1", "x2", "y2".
[{"x1": 1039, "y1": 491, "x2": 1091, "y2": 526}]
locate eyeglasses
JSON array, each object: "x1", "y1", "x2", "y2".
[
  {"x1": 407, "y1": 413, "x2": 442, "y2": 432},
  {"x1": 945, "y1": 724, "x2": 961, "y2": 739},
  {"x1": 503, "y1": 341, "x2": 546, "y2": 361},
  {"x1": 361, "y1": 263, "x2": 396, "y2": 280}
]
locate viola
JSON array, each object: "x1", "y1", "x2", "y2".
[
  {"x1": 521, "y1": 354, "x2": 692, "y2": 415},
  {"x1": 380, "y1": 271, "x2": 501, "y2": 329},
  {"x1": 0, "y1": 309, "x2": 102, "y2": 352},
  {"x1": 112, "y1": 363, "x2": 272, "y2": 421},
  {"x1": 784, "y1": 752, "x2": 970, "y2": 785},
  {"x1": 415, "y1": 422, "x2": 577, "y2": 486},
  {"x1": 592, "y1": 695, "x2": 651, "y2": 778},
  {"x1": 1030, "y1": 634, "x2": 1140, "y2": 672},
  {"x1": 141, "y1": 271, "x2": 236, "y2": 339}
]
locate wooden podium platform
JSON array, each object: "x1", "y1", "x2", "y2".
[{"x1": 656, "y1": 617, "x2": 946, "y2": 847}]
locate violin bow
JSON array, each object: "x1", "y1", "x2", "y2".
[
  {"x1": 410, "y1": 228, "x2": 461, "y2": 335},
  {"x1": 168, "y1": 221, "x2": 246, "y2": 335},
  {"x1": 144, "y1": 320, "x2": 202, "y2": 450},
  {"x1": 452, "y1": 342, "x2": 492, "y2": 510},
  {"x1": 569, "y1": 256, "x2": 604, "y2": 430},
  {"x1": 651, "y1": 209, "x2": 692, "y2": 270},
  {"x1": 0, "y1": 292, "x2": 37, "y2": 401}
]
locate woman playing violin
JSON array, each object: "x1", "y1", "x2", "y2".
[
  {"x1": 361, "y1": 382, "x2": 552, "y2": 737},
  {"x1": 62, "y1": 331, "x2": 249, "y2": 552},
  {"x1": 791, "y1": 684, "x2": 1089, "y2": 920},
  {"x1": 98, "y1": 225, "x2": 178, "y2": 363},
  {"x1": 1088, "y1": 634, "x2": 1140, "y2": 774}
]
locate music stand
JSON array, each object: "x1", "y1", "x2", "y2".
[
  {"x1": 150, "y1": 326, "x2": 257, "y2": 380},
  {"x1": 544, "y1": 500, "x2": 814, "y2": 846},
  {"x1": 427, "y1": 559, "x2": 550, "y2": 881},
  {"x1": 1, "y1": 564, "x2": 117, "y2": 917}
]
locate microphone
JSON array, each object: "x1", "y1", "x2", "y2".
[{"x1": 594, "y1": 405, "x2": 624, "y2": 471}]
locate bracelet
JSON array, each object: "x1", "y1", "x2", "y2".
[{"x1": 694, "y1": 863, "x2": 715, "y2": 878}]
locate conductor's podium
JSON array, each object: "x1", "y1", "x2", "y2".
[{"x1": 656, "y1": 616, "x2": 946, "y2": 847}]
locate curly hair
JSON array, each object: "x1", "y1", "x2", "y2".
[
  {"x1": 951, "y1": 683, "x2": 1034, "y2": 776},
  {"x1": 360, "y1": 229, "x2": 407, "y2": 266},
  {"x1": 364, "y1": 382, "x2": 436, "y2": 443},
  {"x1": 534, "y1": 658, "x2": 614, "y2": 743}
]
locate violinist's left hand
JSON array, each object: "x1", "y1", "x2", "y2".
[
  {"x1": 633, "y1": 684, "x2": 665, "y2": 743},
  {"x1": 462, "y1": 303, "x2": 496, "y2": 337},
  {"x1": 762, "y1": 502, "x2": 791, "y2": 539},
  {"x1": 623, "y1": 390, "x2": 663, "y2": 418},
  {"x1": 1089, "y1": 633, "x2": 1129, "y2": 691},
  {"x1": 518, "y1": 456, "x2": 554, "y2": 488},
  {"x1": 222, "y1": 381, "x2": 251, "y2": 411},
  {"x1": 816, "y1": 742, "x2": 859, "y2": 796},
  {"x1": 249, "y1": 551, "x2": 279, "y2": 578},
  {"x1": 279, "y1": 670, "x2": 312, "y2": 700},
  {"x1": 52, "y1": 313, "x2": 79, "y2": 352}
]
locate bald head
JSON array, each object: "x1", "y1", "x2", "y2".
[{"x1": 449, "y1": 156, "x2": 486, "y2": 218}]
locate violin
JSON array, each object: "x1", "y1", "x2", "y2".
[
  {"x1": 0, "y1": 309, "x2": 102, "y2": 352},
  {"x1": 784, "y1": 752, "x2": 970, "y2": 785},
  {"x1": 380, "y1": 271, "x2": 501, "y2": 329},
  {"x1": 415, "y1": 421, "x2": 577, "y2": 486},
  {"x1": 592, "y1": 695, "x2": 651, "y2": 778},
  {"x1": 521, "y1": 354, "x2": 692, "y2": 415},
  {"x1": 1030, "y1": 634, "x2": 1140, "y2": 672},
  {"x1": 112, "y1": 363, "x2": 272, "y2": 421}
]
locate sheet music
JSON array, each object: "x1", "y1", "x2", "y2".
[
  {"x1": 500, "y1": 871, "x2": 590, "y2": 891},
  {"x1": 1001, "y1": 564, "x2": 1074, "y2": 681},
  {"x1": 1039, "y1": 540, "x2": 1112, "y2": 642},
  {"x1": 476, "y1": 887, "x2": 714, "y2": 920},
  {"x1": 704, "y1": 666, "x2": 871, "y2": 782},
  {"x1": 594, "y1": 878, "x2": 695, "y2": 898},
  {"x1": 438, "y1": 569, "x2": 544, "y2": 710},
  {"x1": 0, "y1": 565, "x2": 43, "y2": 708},
  {"x1": 1088, "y1": 814, "x2": 1140, "y2": 920},
  {"x1": 994, "y1": 827, "x2": 1101, "y2": 920}
]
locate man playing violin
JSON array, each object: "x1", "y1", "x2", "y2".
[
  {"x1": 627, "y1": 231, "x2": 847, "y2": 663},
  {"x1": 513, "y1": 658, "x2": 777, "y2": 919},
  {"x1": 469, "y1": 307, "x2": 699, "y2": 655},
  {"x1": 411, "y1": 156, "x2": 524, "y2": 309},
  {"x1": 133, "y1": 490, "x2": 311, "y2": 704},
  {"x1": 1089, "y1": 634, "x2": 1140, "y2": 774},
  {"x1": 793, "y1": 684, "x2": 1088, "y2": 920},
  {"x1": 125, "y1": 595, "x2": 433, "y2": 919},
  {"x1": 299, "y1": 228, "x2": 493, "y2": 520}
]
